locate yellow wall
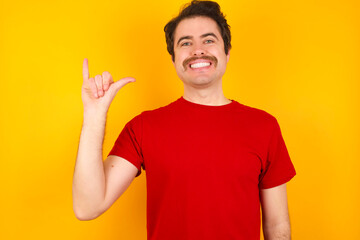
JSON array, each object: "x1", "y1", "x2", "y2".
[{"x1": 1, "y1": 0, "x2": 359, "y2": 239}]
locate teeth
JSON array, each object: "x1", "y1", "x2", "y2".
[{"x1": 190, "y1": 62, "x2": 211, "y2": 69}]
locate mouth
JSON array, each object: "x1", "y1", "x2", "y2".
[
  {"x1": 183, "y1": 55, "x2": 218, "y2": 71},
  {"x1": 190, "y1": 62, "x2": 211, "y2": 69}
]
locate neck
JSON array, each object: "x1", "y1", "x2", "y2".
[{"x1": 182, "y1": 84, "x2": 231, "y2": 106}]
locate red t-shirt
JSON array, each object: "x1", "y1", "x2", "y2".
[{"x1": 108, "y1": 96, "x2": 296, "y2": 240}]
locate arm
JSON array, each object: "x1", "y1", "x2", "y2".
[
  {"x1": 72, "y1": 59, "x2": 137, "y2": 220},
  {"x1": 260, "y1": 183, "x2": 291, "y2": 240},
  {"x1": 72, "y1": 119, "x2": 138, "y2": 220}
]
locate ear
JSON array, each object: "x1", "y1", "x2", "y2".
[{"x1": 226, "y1": 50, "x2": 230, "y2": 62}]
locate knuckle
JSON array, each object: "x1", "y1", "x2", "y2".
[
  {"x1": 102, "y1": 72, "x2": 112, "y2": 83},
  {"x1": 94, "y1": 75, "x2": 103, "y2": 86}
]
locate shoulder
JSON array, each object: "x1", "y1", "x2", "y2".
[
  {"x1": 125, "y1": 98, "x2": 181, "y2": 123},
  {"x1": 138, "y1": 98, "x2": 181, "y2": 119},
  {"x1": 234, "y1": 101, "x2": 278, "y2": 128}
]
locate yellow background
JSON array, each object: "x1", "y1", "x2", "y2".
[{"x1": 1, "y1": 0, "x2": 359, "y2": 239}]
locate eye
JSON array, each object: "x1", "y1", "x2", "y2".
[
  {"x1": 204, "y1": 39, "x2": 214, "y2": 44},
  {"x1": 181, "y1": 42, "x2": 191, "y2": 47}
]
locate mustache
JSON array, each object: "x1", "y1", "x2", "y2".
[{"x1": 183, "y1": 55, "x2": 218, "y2": 70}]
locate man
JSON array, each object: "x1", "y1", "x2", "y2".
[{"x1": 72, "y1": 1, "x2": 296, "y2": 240}]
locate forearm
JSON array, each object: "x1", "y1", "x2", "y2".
[
  {"x1": 263, "y1": 221, "x2": 291, "y2": 240},
  {"x1": 72, "y1": 111, "x2": 107, "y2": 220}
]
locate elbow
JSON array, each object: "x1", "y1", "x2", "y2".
[
  {"x1": 73, "y1": 203, "x2": 103, "y2": 221},
  {"x1": 73, "y1": 208, "x2": 100, "y2": 221},
  {"x1": 72, "y1": 192, "x2": 106, "y2": 221}
]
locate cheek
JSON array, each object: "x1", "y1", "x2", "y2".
[
  {"x1": 176, "y1": 51, "x2": 186, "y2": 61},
  {"x1": 174, "y1": 55, "x2": 187, "y2": 69},
  {"x1": 173, "y1": 59, "x2": 185, "y2": 73}
]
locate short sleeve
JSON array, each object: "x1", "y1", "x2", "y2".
[
  {"x1": 259, "y1": 119, "x2": 296, "y2": 189},
  {"x1": 108, "y1": 114, "x2": 144, "y2": 177}
]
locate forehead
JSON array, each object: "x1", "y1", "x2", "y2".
[{"x1": 174, "y1": 16, "x2": 221, "y2": 41}]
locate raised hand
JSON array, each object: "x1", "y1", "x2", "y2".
[{"x1": 81, "y1": 58, "x2": 135, "y2": 114}]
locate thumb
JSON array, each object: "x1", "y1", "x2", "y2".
[{"x1": 108, "y1": 77, "x2": 136, "y2": 95}]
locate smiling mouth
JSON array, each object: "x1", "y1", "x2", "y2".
[
  {"x1": 183, "y1": 55, "x2": 218, "y2": 70},
  {"x1": 190, "y1": 62, "x2": 211, "y2": 69}
]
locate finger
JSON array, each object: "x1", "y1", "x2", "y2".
[
  {"x1": 112, "y1": 77, "x2": 136, "y2": 92},
  {"x1": 95, "y1": 75, "x2": 104, "y2": 97},
  {"x1": 89, "y1": 77, "x2": 98, "y2": 98},
  {"x1": 82, "y1": 58, "x2": 89, "y2": 83},
  {"x1": 102, "y1": 71, "x2": 113, "y2": 91}
]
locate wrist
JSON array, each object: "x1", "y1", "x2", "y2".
[
  {"x1": 83, "y1": 105, "x2": 107, "y2": 117},
  {"x1": 83, "y1": 109, "x2": 107, "y2": 126}
]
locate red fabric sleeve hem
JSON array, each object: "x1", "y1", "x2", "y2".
[
  {"x1": 259, "y1": 171, "x2": 296, "y2": 189},
  {"x1": 107, "y1": 152, "x2": 142, "y2": 177}
]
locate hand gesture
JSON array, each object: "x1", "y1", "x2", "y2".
[{"x1": 81, "y1": 58, "x2": 135, "y2": 114}]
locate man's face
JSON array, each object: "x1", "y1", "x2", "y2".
[{"x1": 172, "y1": 16, "x2": 230, "y2": 88}]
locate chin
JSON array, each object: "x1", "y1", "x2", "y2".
[{"x1": 188, "y1": 78, "x2": 215, "y2": 88}]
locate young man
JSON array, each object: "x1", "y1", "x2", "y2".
[{"x1": 72, "y1": 1, "x2": 296, "y2": 240}]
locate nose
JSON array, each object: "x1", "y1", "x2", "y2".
[
  {"x1": 191, "y1": 43, "x2": 205, "y2": 56},
  {"x1": 193, "y1": 49, "x2": 205, "y2": 56}
]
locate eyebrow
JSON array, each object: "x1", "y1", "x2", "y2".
[
  {"x1": 201, "y1": 32, "x2": 219, "y2": 40},
  {"x1": 176, "y1": 32, "x2": 219, "y2": 46}
]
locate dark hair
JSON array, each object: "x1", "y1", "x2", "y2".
[{"x1": 164, "y1": 0, "x2": 231, "y2": 61}]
